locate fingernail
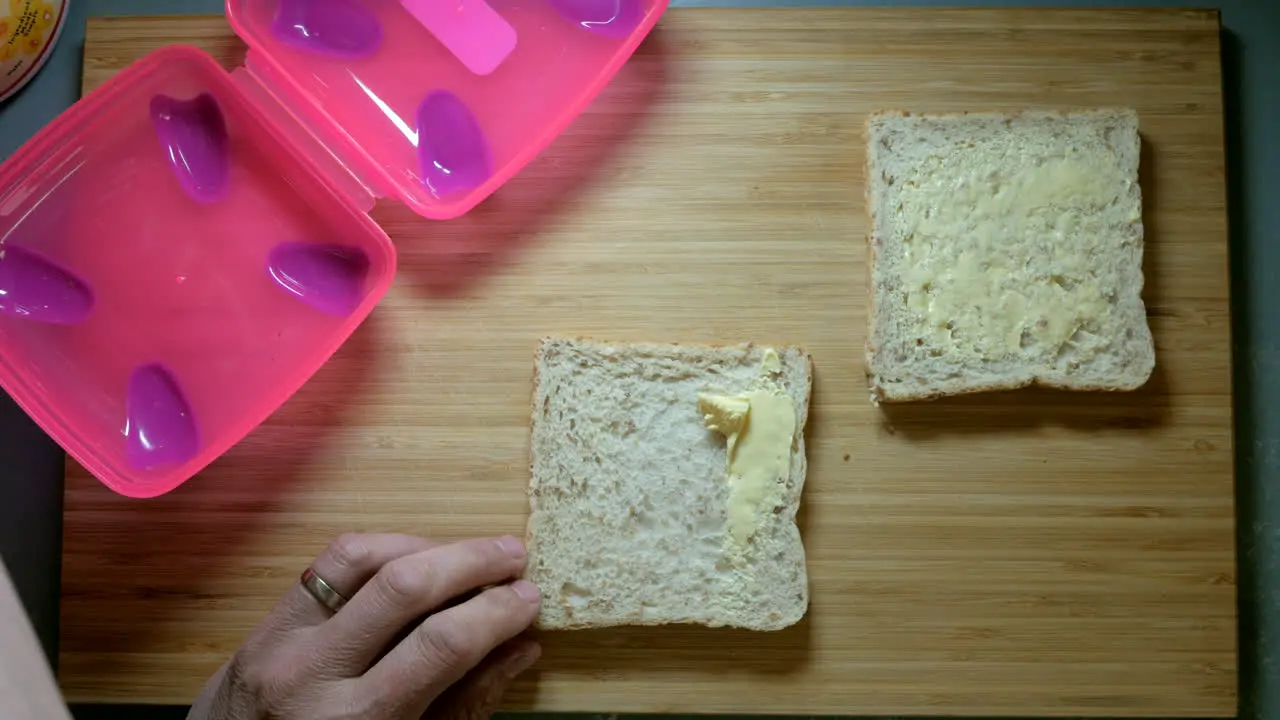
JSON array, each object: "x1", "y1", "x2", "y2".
[
  {"x1": 511, "y1": 579, "x2": 541, "y2": 603},
  {"x1": 497, "y1": 535, "x2": 526, "y2": 558}
]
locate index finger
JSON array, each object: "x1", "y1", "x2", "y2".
[{"x1": 354, "y1": 580, "x2": 541, "y2": 718}]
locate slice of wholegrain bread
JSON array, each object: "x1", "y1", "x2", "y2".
[
  {"x1": 865, "y1": 109, "x2": 1155, "y2": 404},
  {"x1": 525, "y1": 338, "x2": 812, "y2": 631}
]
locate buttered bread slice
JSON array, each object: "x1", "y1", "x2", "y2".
[
  {"x1": 525, "y1": 338, "x2": 812, "y2": 631},
  {"x1": 864, "y1": 109, "x2": 1155, "y2": 403}
]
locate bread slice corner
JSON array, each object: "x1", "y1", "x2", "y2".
[
  {"x1": 525, "y1": 337, "x2": 812, "y2": 631},
  {"x1": 864, "y1": 108, "x2": 1155, "y2": 404}
]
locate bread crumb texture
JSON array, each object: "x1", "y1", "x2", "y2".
[
  {"x1": 526, "y1": 338, "x2": 812, "y2": 631},
  {"x1": 866, "y1": 109, "x2": 1155, "y2": 402}
]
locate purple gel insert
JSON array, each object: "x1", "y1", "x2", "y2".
[
  {"x1": 272, "y1": 0, "x2": 383, "y2": 59},
  {"x1": 0, "y1": 245, "x2": 94, "y2": 325},
  {"x1": 126, "y1": 363, "x2": 199, "y2": 471},
  {"x1": 267, "y1": 242, "x2": 370, "y2": 317},
  {"x1": 417, "y1": 91, "x2": 492, "y2": 198},
  {"x1": 150, "y1": 93, "x2": 230, "y2": 205},
  {"x1": 548, "y1": 0, "x2": 644, "y2": 38}
]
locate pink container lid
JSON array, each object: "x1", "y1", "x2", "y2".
[
  {"x1": 227, "y1": 0, "x2": 669, "y2": 219},
  {"x1": 0, "y1": 0, "x2": 668, "y2": 497}
]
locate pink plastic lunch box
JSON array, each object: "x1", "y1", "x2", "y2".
[{"x1": 0, "y1": 0, "x2": 668, "y2": 498}]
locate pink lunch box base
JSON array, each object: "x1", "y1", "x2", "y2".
[
  {"x1": 0, "y1": 0, "x2": 668, "y2": 497},
  {"x1": 0, "y1": 47, "x2": 396, "y2": 497}
]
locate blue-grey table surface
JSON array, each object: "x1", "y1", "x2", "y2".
[{"x1": 1, "y1": 1, "x2": 1275, "y2": 718}]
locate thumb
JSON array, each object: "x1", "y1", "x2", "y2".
[{"x1": 429, "y1": 638, "x2": 540, "y2": 720}]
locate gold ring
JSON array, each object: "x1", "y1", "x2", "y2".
[{"x1": 300, "y1": 567, "x2": 349, "y2": 614}]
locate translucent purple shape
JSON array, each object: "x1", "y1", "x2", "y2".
[
  {"x1": 126, "y1": 363, "x2": 199, "y2": 471},
  {"x1": 267, "y1": 242, "x2": 370, "y2": 317},
  {"x1": 548, "y1": 0, "x2": 644, "y2": 38},
  {"x1": 417, "y1": 90, "x2": 492, "y2": 198},
  {"x1": 150, "y1": 93, "x2": 230, "y2": 205},
  {"x1": 272, "y1": 0, "x2": 383, "y2": 59},
  {"x1": 0, "y1": 245, "x2": 94, "y2": 325}
]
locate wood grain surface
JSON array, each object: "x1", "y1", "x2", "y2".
[{"x1": 61, "y1": 9, "x2": 1236, "y2": 716}]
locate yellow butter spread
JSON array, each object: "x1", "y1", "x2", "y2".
[
  {"x1": 762, "y1": 348, "x2": 782, "y2": 373},
  {"x1": 699, "y1": 394, "x2": 749, "y2": 457},
  {"x1": 698, "y1": 349, "x2": 795, "y2": 550},
  {"x1": 894, "y1": 137, "x2": 1140, "y2": 362}
]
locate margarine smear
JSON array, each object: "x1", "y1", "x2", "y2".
[
  {"x1": 698, "y1": 351, "x2": 796, "y2": 550},
  {"x1": 762, "y1": 347, "x2": 782, "y2": 373},
  {"x1": 895, "y1": 139, "x2": 1138, "y2": 361},
  {"x1": 699, "y1": 394, "x2": 749, "y2": 458}
]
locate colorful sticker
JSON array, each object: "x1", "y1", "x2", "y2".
[{"x1": 1, "y1": 0, "x2": 68, "y2": 103}]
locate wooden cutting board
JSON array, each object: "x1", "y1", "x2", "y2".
[{"x1": 61, "y1": 9, "x2": 1236, "y2": 716}]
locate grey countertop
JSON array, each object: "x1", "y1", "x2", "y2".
[{"x1": 2, "y1": 1, "x2": 1276, "y2": 718}]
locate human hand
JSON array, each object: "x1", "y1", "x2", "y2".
[{"x1": 187, "y1": 533, "x2": 541, "y2": 720}]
